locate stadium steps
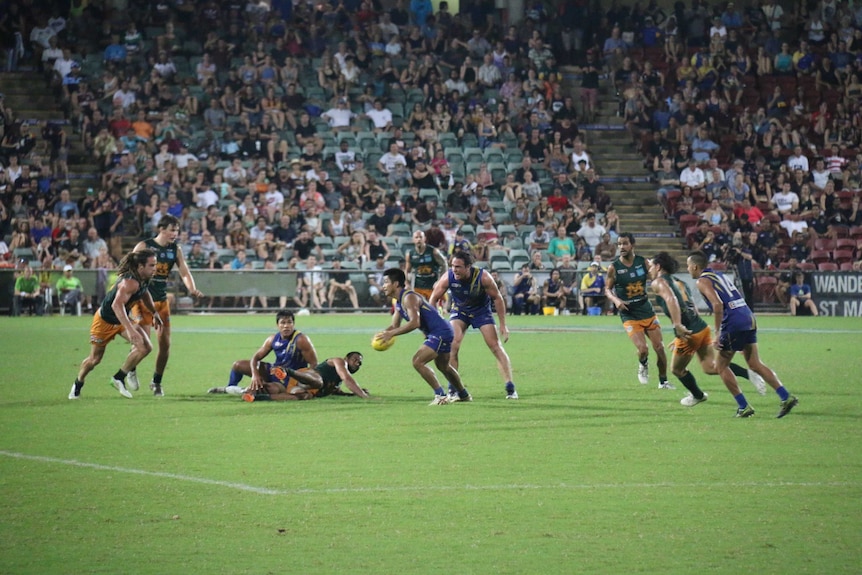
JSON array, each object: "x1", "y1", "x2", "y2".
[
  {"x1": 561, "y1": 66, "x2": 684, "y2": 261},
  {"x1": 3, "y1": 70, "x2": 101, "y2": 198}
]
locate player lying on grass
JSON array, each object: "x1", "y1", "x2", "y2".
[{"x1": 242, "y1": 352, "x2": 370, "y2": 401}]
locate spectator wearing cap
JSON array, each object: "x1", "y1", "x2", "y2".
[
  {"x1": 56, "y1": 264, "x2": 84, "y2": 315},
  {"x1": 679, "y1": 158, "x2": 706, "y2": 192},
  {"x1": 579, "y1": 261, "x2": 606, "y2": 314}
]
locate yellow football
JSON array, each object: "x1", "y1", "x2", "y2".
[{"x1": 371, "y1": 334, "x2": 395, "y2": 351}]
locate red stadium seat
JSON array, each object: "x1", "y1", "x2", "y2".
[
  {"x1": 833, "y1": 249, "x2": 855, "y2": 264},
  {"x1": 849, "y1": 226, "x2": 862, "y2": 239},
  {"x1": 710, "y1": 262, "x2": 727, "y2": 271},
  {"x1": 840, "y1": 262, "x2": 855, "y2": 271},
  {"x1": 799, "y1": 262, "x2": 817, "y2": 271},
  {"x1": 814, "y1": 238, "x2": 836, "y2": 251},
  {"x1": 818, "y1": 262, "x2": 839, "y2": 271},
  {"x1": 836, "y1": 238, "x2": 857, "y2": 252},
  {"x1": 810, "y1": 250, "x2": 832, "y2": 264},
  {"x1": 755, "y1": 275, "x2": 778, "y2": 303}
]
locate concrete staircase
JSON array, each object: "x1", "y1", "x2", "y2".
[
  {"x1": 3, "y1": 71, "x2": 101, "y2": 199},
  {"x1": 562, "y1": 67, "x2": 688, "y2": 263}
]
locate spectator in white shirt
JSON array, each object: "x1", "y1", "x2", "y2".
[
  {"x1": 321, "y1": 98, "x2": 356, "y2": 133},
  {"x1": 378, "y1": 142, "x2": 406, "y2": 174},
  {"x1": 786, "y1": 146, "x2": 809, "y2": 173},
  {"x1": 679, "y1": 158, "x2": 706, "y2": 191},
  {"x1": 223, "y1": 158, "x2": 248, "y2": 187},
  {"x1": 771, "y1": 182, "x2": 799, "y2": 214},
  {"x1": 576, "y1": 212, "x2": 607, "y2": 251},
  {"x1": 363, "y1": 99, "x2": 393, "y2": 133}
]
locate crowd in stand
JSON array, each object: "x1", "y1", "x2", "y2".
[{"x1": 2, "y1": 0, "x2": 862, "y2": 313}]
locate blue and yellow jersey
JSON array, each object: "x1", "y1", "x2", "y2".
[
  {"x1": 447, "y1": 267, "x2": 492, "y2": 317},
  {"x1": 271, "y1": 330, "x2": 310, "y2": 370},
  {"x1": 396, "y1": 289, "x2": 453, "y2": 337},
  {"x1": 700, "y1": 268, "x2": 756, "y2": 332}
]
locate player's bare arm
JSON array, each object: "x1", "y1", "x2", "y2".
[
  {"x1": 382, "y1": 293, "x2": 421, "y2": 340},
  {"x1": 296, "y1": 333, "x2": 319, "y2": 369},
  {"x1": 141, "y1": 290, "x2": 164, "y2": 331},
  {"x1": 605, "y1": 266, "x2": 627, "y2": 310},
  {"x1": 333, "y1": 358, "x2": 370, "y2": 398},
  {"x1": 652, "y1": 277, "x2": 690, "y2": 339},
  {"x1": 248, "y1": 335, "x2": 275, "y2": 391},
  {"x1": 696, "y1": 278, "x2": 725, "y2": 346},
  {"x1": 482, "y1": 272, "x2": 509, "y2": 342},
  {"x1": 432, "y1": 248, "x2": 448, "y2": 274},
  {"x1": 428, "y1": 273, "x2": 449, "y2": 308},
  {"x1": 113, "y1": 278, "x2": 144, "y2": 347},
  {"x1": 175, "y1": 247, "x2": 203, "y2": 297}
]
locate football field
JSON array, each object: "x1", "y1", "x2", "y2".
[{"x1": 1, "y1": 313, "x2": 860, "y2": 574}]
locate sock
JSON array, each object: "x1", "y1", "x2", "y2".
[
  {"x1": 678, "y1": 371, "x2": 704, "y2": 399},
  {"x1": 113, "y1": 369, "x2": 127, "y2": 382},
  {"x1": 505, "y1": 381, "x2": 515, "y2": 394},
  {"x1": 639, "y1": 356, "x2": 648, "y2": 366},
  {"x1": 254, "y1": 393, "x2": 272, "y2": 401},
  {"x1": 659, "y1": 375, "x2": 669, "y2": 385},
  {"x1": 729, "y1": 363, "x2": 748, "y2": 379},
  {"x1": 74, "y1": 379, "x2": 84, "y2": 392},
  {"x1": 734, "y1": 393, "x2": 748, "y2": 409},
  {"x1": 458, "y1": 388, "x2": 471, "y2": 400},
  {"x1": 434, "y1": 387, "x2": 446, "y2": 396},
  {"x1": 152, "y1": 372, "x2": 163, "y2": 385},
  {"x1": 228, "y1": 370, "x2": 243, "y2": 387},
  {"x1": 448, "y1": 383, "x2": 456, "y2": 394},
  {"x1": 775, "y1": 386, "x2": 790, "y2": 401}
]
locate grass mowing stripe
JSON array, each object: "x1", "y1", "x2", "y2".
[{"x1": 2, "y1": 450, "x2": 856, "y2": 495}]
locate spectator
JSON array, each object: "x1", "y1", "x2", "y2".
[
  {"x1": 576, "y1": 213, "x2": 606, "y2": 252},
  {"x1": 679, "y1": 158, "x2": 706, "y2": 192},
  {"x1": 321, "y1": 98, "x2": 356, "y2": 134},
  {"x1": 579, "y1": 261, "x2": 607, "y2": 314},
  {"x1": 526, "y1": 221, "x2": 550, "y2": 254},
  {"x1": 789, "y1": 273, "x2": 819, "y2": 316},
  {"x1": 327, "y1": 257, "x2": 359, "y2": 308},
  {"x1": 13, "y1": 264, "x2": 44, "y2": 316},
  {"x1": 771, "y1": 181, "x2": 800, "y2": 215},
  {"x1": 547, "y1": 225, "x2": 576, "y2": 265},
  {"x1": 511, "y1": 264, "x2": 541, "y2": 315},
  {"x1": 56, "y1": 264, "x2": 84, "y2": 315}
]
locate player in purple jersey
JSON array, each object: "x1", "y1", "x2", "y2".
[
  {"x1": 376, "y1": 268, "x2": 470, "y2": 405},
  {"x1": 207, "y1": 309, "x2": 318, "y2": 395},
  {"x1": 687, "y1": 251, "x2": 799, "y2": 418}
]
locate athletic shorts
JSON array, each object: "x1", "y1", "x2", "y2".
[
  {"x1": 266, "y1": 366, "x2": 319, "y2": 396},
  {"x1": 131, "y1": 300, "x2": 170, "y2": 327},
  {"x1": 623, "y1": 316, "x2": 660, "y2": 337},
  {"x1": 719, "y1": 329, "x2": 757, "y2": 352},
  {"x1": 423, "y1": 333, "x2": 452, "y2": 355},
  {"x1": 674, "y1": 326, "x2": 711, "y2": 356},
  {"x1": 450, "y1": 309, "x2": 496, "y2": 330},
  {"x1": 88, "y1": 309, "x2": 125, "y2": 347},
  {"x1": 414, "y1": 287, "x2": 433, "y2": 301}
]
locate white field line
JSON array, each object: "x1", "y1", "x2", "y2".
[{"x1": 1, "y1": 450, "x2": 857, "y2": 496}]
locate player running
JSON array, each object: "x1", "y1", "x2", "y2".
[
  {"x1": 605, "y1": 233, "x2": 672, "y2": 389},
  {"x1": 648, "y1": 252, "x2": 767, "y2": 407},
  {"x1": 687, "y1": 250, "x2": 799, "y2": 418}
]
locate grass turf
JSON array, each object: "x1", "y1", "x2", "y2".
[{"x1": 0, "y1": 313, "x2": 860, "y2": 574}]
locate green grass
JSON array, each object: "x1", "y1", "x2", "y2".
[{"x1": 1, "y1": 313, "x2": 861, "y2": 574}]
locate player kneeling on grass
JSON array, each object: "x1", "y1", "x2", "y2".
[
  {"x1": 648, "y1": 252, "x2": 767, "y2": 408},
  {"x1": 376, "y1": 268, "x2": 471, "y2": 405},
  {"x1": 242, "y1": 352, "x2": 370, "y2": 401}
]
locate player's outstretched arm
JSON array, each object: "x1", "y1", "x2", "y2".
[{"x1": 332, "y1": 358, "x2": 370, "y2": 399}]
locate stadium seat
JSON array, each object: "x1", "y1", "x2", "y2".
[
  {"x1": 798, "y1": 262, "x2": 817, "y2": 271},
  {"x1": 810, "y1": 250, "x2": 832, "y2": 264},
  {"x1": 814, "y1": 238, "x2": 836, "y2": 251},
  {"x1": 755, "y1": 275, "x2": 778, "y2": 303},
  {"x1": 818, "y1": 262, "x2": 839, "y2": 271},
  {"x1": 840, "y1": 262, "x2": 855, "y2": 271},
  {"x1": 833, "y1": 249, "x2": 855, "y2": 264}
]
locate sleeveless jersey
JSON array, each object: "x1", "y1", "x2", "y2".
[
  {"x1": 656, "y1": 273, "x2": 708, "y2": 333},
  {"x1": 100, "y1": 275, "x2": 151, "y2": 325},
  {"x1": 447, "y1": 268, "x2": 491, "y2": 317},
  {"x1": 699, "y1": 268, "x2": 756, "y2": 333},
  {"x1": 315, "y1": 359, "x2": 343, "y2": 397},
  {"x1": 144, "y1": 238, "x2": 179, "y2": 302},
  {"x1": 271, "y1": 330, "x2": 309, "y2": 370},
  {"x1": 611, "y1": 255, "x2": 655, "y2": 321},
  {"x1": 409, "y1": 247, "x2": 440, "y2": 290},
  {"x1": 546, "y1": 277, "x2": 563, "y2": 296},
  {"x1": 396, "y1": 289, "x2": 453, "y2": 337}
]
